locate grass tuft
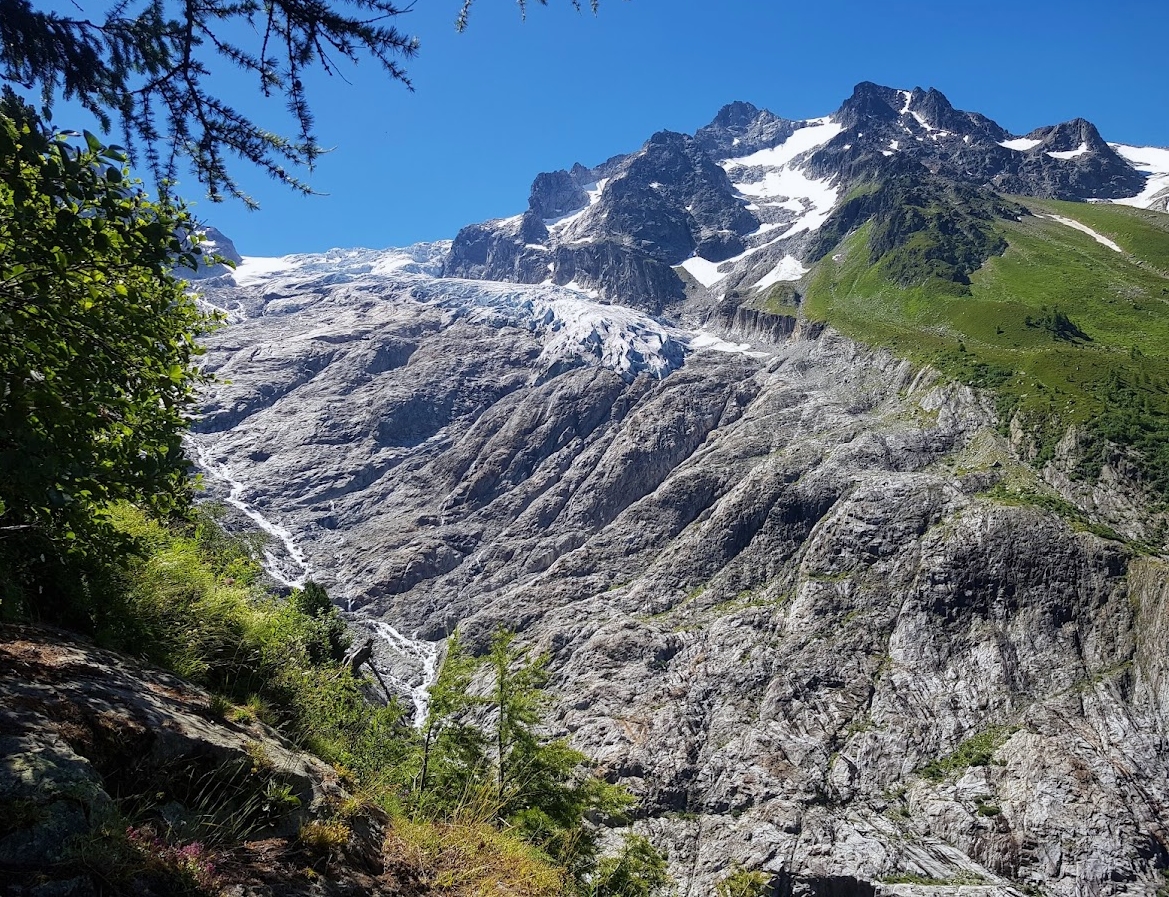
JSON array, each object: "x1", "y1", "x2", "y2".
[{"x1": 920, "y1": 726, "x2": 1017, "y2": 783}]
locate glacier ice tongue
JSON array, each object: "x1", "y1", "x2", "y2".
[{"x1": 205, "y1": 243, "x2": 693, "y2": 383}]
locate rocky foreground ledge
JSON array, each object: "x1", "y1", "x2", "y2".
[{"x1": 0, "y1": 625, "x2": 407, "y2": 897}]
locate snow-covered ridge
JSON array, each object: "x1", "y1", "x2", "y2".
[{"x1": 230, "y1": 241, "x2": 452, "y2": 287}]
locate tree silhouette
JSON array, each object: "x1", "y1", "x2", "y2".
[{"x1": 0, "y1": 0, "x2": 605, "y2": 206}]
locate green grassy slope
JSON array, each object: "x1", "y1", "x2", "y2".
[{"x1": 802, "y1": 199, "x2": 1169, "y2": 493}]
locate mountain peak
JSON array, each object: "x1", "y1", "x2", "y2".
[
  {"x1": 836, "y1": 81, "x2": 907, "y2": 127},
  {"x1": 707, "y1": 100, "x2": 763, "y2": 130},
  {"x1": 693, "y1": 100, "x2": 799, "y2": 158}
]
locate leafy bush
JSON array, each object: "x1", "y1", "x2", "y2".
[{"x1": 0, "y1": 93, "x2": 215, "y2": 624}]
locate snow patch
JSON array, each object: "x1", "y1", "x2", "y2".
[
  {"x1": 999, "y1": 137, "x2": 1042, "y2": 152},
  {"x1": 1040, "y1": 214, "x2": 1122, "y2": 252},
  {"x1": 1113, "y1": 143, "x2": 1169, "y2": 173},
  {"x1": 1111, "y1": 144, "x2": 1169, "y2": 209},
  {"x1": 680, "y1": 256, "x2": 727, "y2": 287},
  {"x1": 544, "y1": 178, "x2": 609, "y2": 231},
  {"x1": 731, "y1": 167, "x2": 838, "y2": 237},
  {"x1": 561, "y1": 279, "x2": 601, "y2": 299},
  {"x1": 754, "y1": 256, "x2": 808, "y2": 291},
  {"x1": 721, "y1": 119, "x2": 842, "y2": 169},
  {"x1": 1048, "y1": 143, "x2": 1089, "y2": 160},
  {"x1": 911, "y1": 111, "x2": 935, "y2": 132},
  {"x1": 688, "y1": 331, "x2": 768, "y2": 359},
  {"x1": 232, "y1": 255, "x2": 302, "y2": 286}
]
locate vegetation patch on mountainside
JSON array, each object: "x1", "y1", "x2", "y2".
[
  {"x1": 808, "y1": 174, "x2": 1024, "y2": 290},
  {"x1": 802, "y1": 197, "x2": 1169, "y2": 500}
]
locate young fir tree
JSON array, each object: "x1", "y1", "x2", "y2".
[
  {"x1": 408, "y1": 627, "x2": 666, "y2": 888},
  {"x1": 485, "y1": 628, "x2": 635, "y2": 875},
  {"x1": 414, "y1": 630, "x2": 489, "y2": 816}
]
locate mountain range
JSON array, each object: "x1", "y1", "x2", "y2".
[{"x1": 188, "y1": 82, "x2": 1169, "y2": 896}]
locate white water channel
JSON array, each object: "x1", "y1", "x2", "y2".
[
  {"x1": 190, "y1": 441, "x2": 313, "y2": 587},
  {"x1": 367, "y1": 621, "x2": 442, "y2": 726},
  {"x1": 190, "y1": 438, "x2": 443, "y2": 723}
]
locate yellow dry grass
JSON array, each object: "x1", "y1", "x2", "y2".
[{"x1": 385, "y1": 818, "x2": 567, "y2": 897}]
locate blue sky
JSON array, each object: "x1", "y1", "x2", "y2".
[{"x1": 84, "y1": 0, "x2": 1169, "y2": 255}]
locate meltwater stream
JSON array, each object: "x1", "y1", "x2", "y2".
[
  {"x1": 191, "y1": 438, "x2": 443, "y2": 723},
  {"x1": 366, "y1": 621, "x2": 441, "y2": 726},
  {"x1": 191, "y1": 441, "x2": 313, "y2": 588}
]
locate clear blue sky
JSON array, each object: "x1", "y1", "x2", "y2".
[{"x1": 104, "y1": 0, "x2": 1169, "y2": 255}]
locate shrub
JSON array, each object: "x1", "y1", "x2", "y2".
[
  {"x1": 590, "y1": 833, "x2": 670, "y2": 897},
  {"x1": 0, "y1": 94, "x2": 214, "y2": 624},
  {"x1": 716, "y1": 866, "x2": 772, "y2": 897}
]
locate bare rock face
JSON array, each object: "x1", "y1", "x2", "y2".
[{"x1": 187, "y1": 248, "x2": 1169, "y2": 897}]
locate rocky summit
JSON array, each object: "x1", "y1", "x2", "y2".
[{"x1": 188, "y1": 82, "x2": 1169, "y2": 896}]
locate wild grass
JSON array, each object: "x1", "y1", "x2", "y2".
[
  {"x1": 386, "y1": 817, "x2": 568, "y2": 897},
  {"x1": 715, "y1": 866, "x2": 773, "y2": 897},
  {"x1": 919, "y1": 725, "x2": 1016, "y2": 783},
  {"x1": 96, "y1": 503, "x2": 413, "y2": 787},
  {"x1": 68, "y1": 504, "x2": 667, "y2": 897}
]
